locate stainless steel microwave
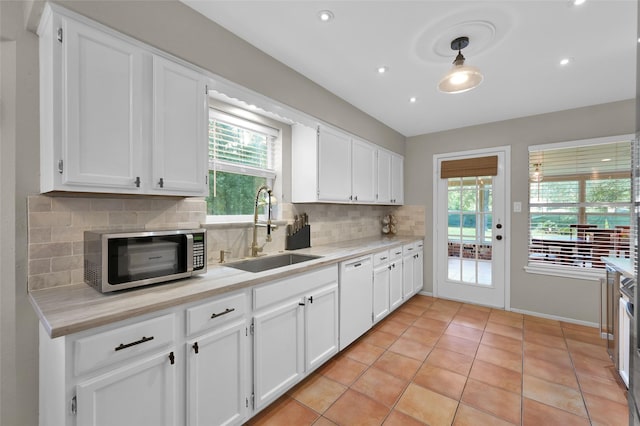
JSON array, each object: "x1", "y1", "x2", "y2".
[{"x1": 84, "y1": 229, "x2": 207, "y2": 293}]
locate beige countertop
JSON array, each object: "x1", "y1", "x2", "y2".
[{"x1": 30, "y1": 236, "x2": 422, "y2": 339}]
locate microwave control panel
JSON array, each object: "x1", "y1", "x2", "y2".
[{"x1": 193, "y1": 233, "x2": 206, "y2": 270}]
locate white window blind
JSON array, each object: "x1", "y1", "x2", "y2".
[
  {"x1": 209, "y1": 110, "x2": 277, "y2": 179},
  {"x1": 528, "y1": 137, "x2": 632, "y2": 271}
]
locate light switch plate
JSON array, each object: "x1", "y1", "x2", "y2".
[{"x1": 513, "y1": 201, "x2": 522, "y2": 213}]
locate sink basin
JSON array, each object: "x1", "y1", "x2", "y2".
[{"x1": 225, "y1": 253, "x2": 322, "y2": 273}]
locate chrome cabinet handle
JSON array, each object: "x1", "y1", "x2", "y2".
[{"x1": 114, "y1": 336, "x2": 154, "y2": 351}]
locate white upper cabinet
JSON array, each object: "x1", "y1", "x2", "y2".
[
  {"x1": 376, "y1": 150, "x2": 392, "y2": 203},
  {"x1": 318, "y1": 126, "x2": 352, "y2": 202},
  {"x1": 292, "y1": 123, "x2": 404, "y2": 205},
  {"x1": 38, "y1": 4, "x2": 208, "y2": 196},
  {"x1": 151, "y1": 56, "x2": 208, "y2": 195},
  {"x1": 391, "y1": 153, "x2": 404, "y2": 205},
  {"x1": 351, "y1": 138, "x2": 376, "y2": 203}
]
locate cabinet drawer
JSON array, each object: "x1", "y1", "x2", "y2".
[
  {"x1": 389, "y1": 246, "x2": 403, "y2": 261},
  {"x1": 186, "y1": 291, "x2": 246, "y2": 336},
  {"x1": 403, "y1": 242, "x2": 417, "y2": 256},
  {"x1": 74, "y1": 313, "x2": 175, "y2": 376},
  {"x1": 254, "y1": 265, "x2": 338, "y2": 310},
  {"x1": 373, "y1": 250, "x2": 390, "y2": 267}
]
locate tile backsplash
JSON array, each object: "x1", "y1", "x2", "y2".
[
  {"x1": 27, "y1": 195, "x2": 425, "y2": 291},
  {"x1": 27, "y1": 195, "x2": 205, "y2": 291}
]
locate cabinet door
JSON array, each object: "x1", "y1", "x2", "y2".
[
  {"x1": 403, "y1": 254, "x2": 414, "y2": 299},
  {"x1": 76, "y1": 350, "x2": 177, "y2": 426},
  {"x1": 391, "y1": 154, "x2": 404, "y2": 204},
  {"x1": 373, "y1": 265, "x2": 391, "y2": 323},
  {"x1": 63, "y1": 19, "x2": 143, "y2": 191},
  {"x1": 253, "y1": 299, "x2": 304, "y2": 410},
  {"x1": 413, "y1": 249, "x2": 424, "y2": 295},
  {"x1": 318, "y1": 127, "x2": 351, "y2": 202},
  {"x1": 305, "y1": 283, "x2": 339, "y2": 372},
  {"x1": 187, "y1": 320, "x2": 248, "y2": 426},
  {"x1": 389, "y1": 261, "x2": 403, "y2": 311},
  {"x1": 152, "y1": 56, "x2": 208, "y2": 195},
  {"x1": 377, "y1": 150, "x2": 392, "y2": 204},
  {"x1": 351, "y1": 139, "x2": 376, "y2": 203}
]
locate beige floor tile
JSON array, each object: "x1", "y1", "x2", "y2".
[
  {"x1": 361, "y1": 329, "x2": 398, "y2": 349},
  {"x1": 388, "y1": 310, "x2": 419, "y2": 325},
  {"x1": 351, "y1": 366, "x2": 408, "y2": 407},
  {"x1": 469, "y1": 359, "x2": 522, "y2": 394},
  {"x1": 248, "y1": 395, "x2": 319, "y2": 426},
  {"x1": 485, "y1": 322, "x2": 524, "y2": 341},
  {"x1": 421, "y1": 308, "x2": 456, "y2": 322},
  {"x1": 461, "y1": 378, "x2": 521, "y2": 424},
  {"x1": 524, "y1": 321, "x2": 564, "y2": 336},
  {"x1": 522, "y1": 398, "x2": 590, "y2": 426},
  {"x1": 401, "y1": 325, "x2": 442, "y2": 346},
  {"x1": 288, "y1": 374, "x2": 347, "y2": 414},
  {"x1": 576, "y1": 372, "x2": 628, "y2": 405},
  {"x1": 312, "y1": 417, "x2": 338, "y2": 426},
  {"x1": 320, "y1": 355, "x2": 368, "y2": 386},
  {"x1": 324, "y1": 389, "x2": 391, "y2": 425},
  {"x1": 488, "y1": 310, "x2": 524, "y2": 329},
  {"x1": 413, "y1": 364, "x2": 468, "y2": 400},
  {"x1": 450, "y1": 314, "x2": 488, "y2": 330},
  {"x1": 411, "y1": 316, "x2": 449, "y2": 333},
  {"x1": 524, "y1": 355, "x2": 579, "y2": 389},
  {"x1": 373, "y1": 351, "x2": 422, "y2": 381},
  {"x1": 344, "y1": 341, "x2": 386, "y2": 365},
  {"x1": 444, "y1": 323, "x2": 484, "y2": 343},
  {"x1": 571, "y1": 353, "x2": 620, "y2": 381},
  {"x1": 562, "y1": 326, "x2": 605, "y2": 346},
  {"x1": 388, "y1": 335, "x2": 433, "y2": 361},
  {"x1": 436, "y1": 334, "x2": 480, "y2": 357},
  {"x1": 396, "y1": 383, "x2": 459, "y2": 426},
  {"x1": 453, "y1": 403, "x2": 518, "y2": 426},
  {"x1": 565, "y1": 338, "x2": 610, "y2": 362},
  {"x1": 523, "y1": 374, "x2": 588, "y2": 417},
  {"x1": 382, "y1": 409, "x2": 428, "y2": 425},
  {"x1": 524, "y1": 315, "x2": 561, "y2": 326},
  {"x1": 583, "y1": 391, "x2": 629, "y2": 426},
  {"x1": 525, "y1": 330, "x2": 568, "y2": 349},
  {"x1": 524, "y1": 341, "x2": 573, "y2": 367},
  {"x1": 476, "y1": 343, "x2": 523, "y2": 372},
  {"x1": 424, "y1": 347, "x2": 475, "y2": 376},
  {"x1": 481, "y1": 331, "x2": 523, "y2": 354},
  {"x1": 397, "y1": 303, "x2": 428, "y2": 317},
  {"x1": 376, "y1": 319, "x2": 410, "y2": 337}
]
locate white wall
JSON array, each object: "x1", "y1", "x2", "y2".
[{"x1": 406, "y1": 99, "x2": 635, "y2": 323}]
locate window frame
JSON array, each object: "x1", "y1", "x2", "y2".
[
  {"x1": 525, "y1": 134, "x2": 633, "y2": 280},
  {"x1": 206, "y1": 109, "x2": 279, "y2": 223}
]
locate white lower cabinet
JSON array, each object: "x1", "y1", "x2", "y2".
[
  {"x1": 187, "y1": 320, "x2": 249, "y2": 426},
  {"x1": 253, "y1": 266, "x2": 339, "y2": 411},
  {"x1": 403, "y1": 241, "x2": 425, "y2": 299},
  {"x1": 389, "y1": 247, "x2": 404, "y2": 311},
  {"x1": 76, "y1": 350, "x2": 178, "y2": 426},
  {"x1": 39, "y1": 245, "x2": 426, "y2": 426}
]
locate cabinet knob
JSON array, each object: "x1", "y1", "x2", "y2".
[
  {"x1": 134, "y1": 176, "x2": 141, "y2": 188},
  {"x1": 158, "y1": 177, "x2": 164, "y2": 188}
]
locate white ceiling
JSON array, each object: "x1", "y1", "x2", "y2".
[{"x1": 182, "y1": 0, "x2": 637, "y2": 137}]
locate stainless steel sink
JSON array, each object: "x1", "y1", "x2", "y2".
[{"x1": 225, "y1": 253, "x2": 322, "y2": 273}]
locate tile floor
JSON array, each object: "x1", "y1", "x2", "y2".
[{"x1": 246, "y1": 295, "x2": 629, "y2": 426}]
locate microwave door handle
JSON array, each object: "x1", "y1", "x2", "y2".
[{"x1": 186, "y1": 234, "x2": 194, "y2": 272}]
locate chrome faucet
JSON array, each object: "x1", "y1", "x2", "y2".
[{"x1": 251, "y1": 185, "x2": 277, "y2": 257}]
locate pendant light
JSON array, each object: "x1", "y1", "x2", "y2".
[{"x1": 438, "y1": 36, "x2": 483, "y2": 94}]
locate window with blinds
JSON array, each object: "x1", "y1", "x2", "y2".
[
  {"x1": 528, "y1": 137, "x2": 632, "y2": 271},
  {"x1": 207, "y1": 109, "x2": 278, "y2": 217}
]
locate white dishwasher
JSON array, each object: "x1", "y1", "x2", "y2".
[{"x1": 339, "y1": 255, "x2": 373, "y2": 350}]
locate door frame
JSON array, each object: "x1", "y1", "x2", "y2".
[{"x1": 432, "y1": 146, "x2": 511, "y2": 310}]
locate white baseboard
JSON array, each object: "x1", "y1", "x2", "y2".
[
  {"x1": 417, "y1": 290, "x2": 433, "y2": 297},
  {"x1": 509, "y1": 308, "x2": 598, "y2": 329}
]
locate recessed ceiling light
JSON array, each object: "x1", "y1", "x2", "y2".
[
  {"x1": 318, "y1": 10, "x2": 334, "y2": 22},
  {"x1": 560, "y1": 58, "x2": 571, "y2": 66},
  {"x1": 573, "y1": 0, "x2": 586, "y2": 5},
  {"x1": 601, "y1": 158, "x2": 612, "y2": 162},
  {"x1": 409, "y1": 97, "x2": 417, "y2": 103},
  {"x1": 377, "y1": 66, "x2": 388, "y2": 74}
]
